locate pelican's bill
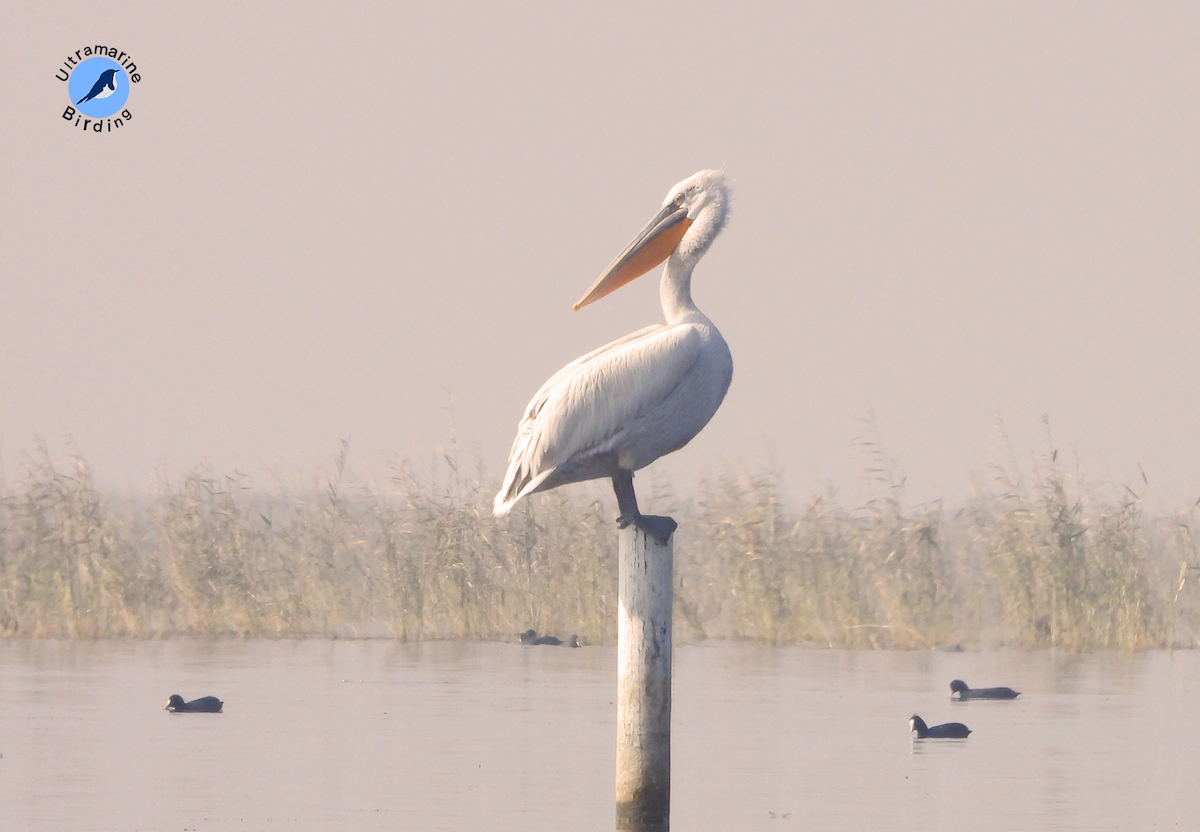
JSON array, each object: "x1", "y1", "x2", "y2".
[{"x1": 573, "y1": 203, "x2": 692, "y2": 311}]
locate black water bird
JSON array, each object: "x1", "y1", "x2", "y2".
[
  {"x1": 165, "y1": 694, "x2": 223, "y2": 713},
  {"x1": 519, "y1": 629, "x2": 563, "y2": 646},
  {"x1": 949, "y1": 679, "x2": 1020, "y2": 700},
  {"x1": 909, "y1": 715, "x2": 970, "y2": 739}
]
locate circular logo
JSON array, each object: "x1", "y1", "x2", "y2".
[{"x1": 68, "y1": 57, "x2": 129, "y2": 118}]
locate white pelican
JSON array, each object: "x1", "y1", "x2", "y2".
[{"x1": 493, "y1": 170, "x2": 733, "y2": 543}]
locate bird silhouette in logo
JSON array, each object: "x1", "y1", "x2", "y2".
[{"x1": 76, "y1": 68, "x2": 120, "y2": 104}]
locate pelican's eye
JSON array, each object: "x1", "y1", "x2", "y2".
[{"x1": 671, "y1": 192, "x2": 686, "y2": 207}]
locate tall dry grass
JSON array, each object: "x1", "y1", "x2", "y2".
[{"x1": 1, "y1": 439, "x2": 1197, "y2": 649}]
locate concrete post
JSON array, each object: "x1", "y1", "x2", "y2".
[{"x1": 615, "y1": 525, "x2": 673, "y2": 831}]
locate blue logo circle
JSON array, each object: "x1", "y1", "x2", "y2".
[{"x1": 68, "y1": 57, "x2": 129, "y2": 118}]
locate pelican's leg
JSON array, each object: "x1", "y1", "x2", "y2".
[
  {"x1": 611, "y1": 470, "x2": 677, "y2": 545},
  {"x1": 612, "y1": 470, "x2": 641, "y2": 527}
]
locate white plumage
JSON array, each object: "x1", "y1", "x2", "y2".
[{"x1": 494, "y1": 170, "x2": 733, "y2": 541}]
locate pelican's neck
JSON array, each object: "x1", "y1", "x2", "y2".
[
  {"x1": 658, "y1": 189, "x2": 728, "y2": 326},
  {"x1": 660, "y1": 257, "x2": 704, "y2": 325}
]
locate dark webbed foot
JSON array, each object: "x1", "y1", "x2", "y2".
[
  {"x1": 616, "y1": 512, "x2": 677, "y2": 545},
  {"x1": 612, "y1": 470, "x2": 677, "y2": 544}
]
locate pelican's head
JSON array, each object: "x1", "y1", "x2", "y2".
[{"x1": 574, "y1": 169, "x2": 730, "y2": 311}]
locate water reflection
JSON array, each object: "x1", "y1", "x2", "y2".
[{"x1": 0, "y1": 641, "x2": 1196, "y2": 831}]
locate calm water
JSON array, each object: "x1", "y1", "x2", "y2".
[{"x1": 0, "y1": 640, "x2": 1196, "y2": 831}]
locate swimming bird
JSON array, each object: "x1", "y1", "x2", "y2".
[
  {"x1": 519, "y1": 629, "x2": 563, "y2": 646},
  {"x1": 493, "y1": 170, "x2": 734, "y2": 544},
  {"x1": 165, "y1": 694, "x2": 223, "y2": 713},
  {"x1": 949, "y1": 679, "x2": 1021, "y2": 700},
  {"x1": 77, "y1": 68, "x2": 120, "y2": 104},
  {"x1": 909, "y1": 715, "x2": 970, "y2": 739}
]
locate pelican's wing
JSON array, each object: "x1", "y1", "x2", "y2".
[
  {"x1": 522, "y1": 324, "x2": 661, "y2": 410},
  {"x1": 494, "y1": 323, "x2": 705, "y2": 513}
]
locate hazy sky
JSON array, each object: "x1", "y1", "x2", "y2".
[{"x1": 4, "y1": 2, "x2": 1199, "y2": 509}]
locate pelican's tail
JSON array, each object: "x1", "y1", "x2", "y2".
[
  {"x1": 493, "y1": 463, "x2": 551, "y2": 516},
  {"x1": 494, "y1": 437, "x2": 524, "y2": 516},
  {"x1": 493, "y1": 487, "x2": 516, "y2": 516},
  {"x1": 493, "y1": 414, "x2": 541, "y2": 515}
]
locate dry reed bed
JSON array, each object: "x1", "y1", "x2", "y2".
[{"x1": 1, "y1": 443, "x2": 1198, "y2": 649}]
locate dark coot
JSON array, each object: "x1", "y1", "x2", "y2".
[
  {"x1": 949, "y1": 679, "x2": 1020, "y2": 700},
  {"x1": 165, "y1": 694, "x2": 223, "y2": 713},
  {"x1": 909, "y1": 714, "x2": 970, "y2": 739},
  {"x1": 518, "y1": 629, "x2": 563, "y2": 646}
]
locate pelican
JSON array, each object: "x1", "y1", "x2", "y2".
[{"x1": 493, "y1": 170, "x2": 733, "y2": 543}]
